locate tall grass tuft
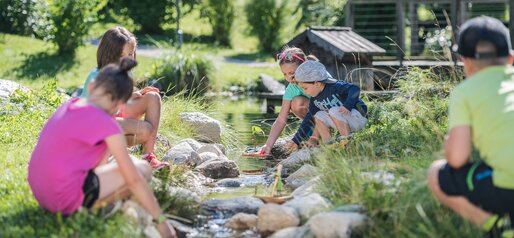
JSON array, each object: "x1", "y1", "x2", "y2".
[{"x1": 314, "y1": 67, "x2": 482, "y2": 237}]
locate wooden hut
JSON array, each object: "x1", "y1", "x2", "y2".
[{"x1": 282, "y1": 26, "x2": 386, "y2": 90}]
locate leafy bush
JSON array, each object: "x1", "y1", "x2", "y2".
[
  {"x1": 47, "y1": 0, "x2": 107, "y2": 55},
  {"x1": 200, "y1": 0, "x2": 234, "y2": 46},
  {"x1": 245, "y1": 0, "x2": 294, "y2": 52},
  {"x1": 0, "y1": 0, "x2": 49, "y2": 37},
  {"x1": 150, "y1": 50, "x2": 213, "y2": 96}
]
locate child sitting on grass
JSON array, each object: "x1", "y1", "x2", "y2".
[
  {"x1": 286, "y1": 61, "x2": 368, "y2": 151},
  {"x1": 28, "y1": 58, "x2": 176, "y2": 237},
  {"x1": 82, "y1": 26, "x2": 167, "y2": 169}
]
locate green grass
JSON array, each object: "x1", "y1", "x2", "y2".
[{"x1": 311, "y1": 67, "x2": 482, "y2": 237}]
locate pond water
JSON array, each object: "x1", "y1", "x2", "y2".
[{"x1": 207, "y1": 96, "x2": 299, "y2": 199}]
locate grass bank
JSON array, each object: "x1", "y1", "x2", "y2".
[{"x1": 313, "y1": 67, "x2": 482, "y2": 237}]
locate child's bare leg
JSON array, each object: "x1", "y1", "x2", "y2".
[
  {"x1": 123, "y1": 92, "x2": 161, "y2": 154},
  {"x1": 290, "y1": 96, "x2": 309, "y2": 119},
  {"x1": 331, "y1": 115, "x2": 351, "y2": 137},
  {"x1": 118, "y1": 118, "x2": 153, "y2": 147},
  {"x1": 92, "y1": 160, "x2": 152, "y2": 207},
  {"x1": 315, "y1": 118, "x2": 332, "y2": 143},
  {"x1": 427, "y1": 159, "x2": 492, "y2": 225}
]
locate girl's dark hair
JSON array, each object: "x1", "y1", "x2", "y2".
[
  {"x1": 278, "y1": 46, "x2": 319, "y2": 66},
  {"x1": 97, "y1": 26, "x2": 137, "y2": 69},
  {"x1": 93, "y1": 57, "x2": 136, "y2": 102}
]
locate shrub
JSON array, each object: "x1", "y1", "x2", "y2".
[
  {"x1": 200, "y1": 0, "x2": 234, "y2": 46},
  {"x1": 150, "y1": 50, "x2": 213, "y2": 96},
  {"x1": 0, "y1": 0, "x2": 50, "y2": 37},
  {"x1": 47, "y1": 0, "x2": 107, "y2": 55},
  {"x1": 245, "y1": 0, "x2": 294, "y2": 52}
]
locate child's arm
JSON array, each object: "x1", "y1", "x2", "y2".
[
  {"x1": 444, "y1": 126, "x2": 472, "y2": 168},
  {"x1": 105, "y1": 134, "x2": 174, "y2": 237},
  {"x1": 337, "y1": 82, "x2": 361, "y2": 111},
  {"x1": 291, "y1": 100, "x2": 318, "y2": 146},
  {"x1": 261, "y1": 100, "x2": 293, "y2": 154}
]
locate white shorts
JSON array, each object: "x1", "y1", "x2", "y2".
[{"x1": 314, "y1": 108, "x2": 367, "y2": 132}]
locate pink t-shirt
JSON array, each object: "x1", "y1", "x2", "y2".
[{"x1": 28, "y1": 97, "x2": 122, "y2": 215}]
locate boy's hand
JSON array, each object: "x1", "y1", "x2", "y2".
[
  {"x1": 285, "y1": 140, "x2": 299, "y2": 153},
  {"x1": 339, "y1": 106, "x2": 350, "y2": 115},
  {"x1": 306, "y1": 136, "x2": 319, "y2": 148}
]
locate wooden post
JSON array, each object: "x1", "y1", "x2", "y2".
[
  {"x1": 451, "y1": 0, "x2": 460, "y2": 64},
  {"x1": 345, "y1": 0, "x2": 354, "y2": 28},
  {"x1": 510, "y1": 0, "x2": 514, "y2": 48},
  {"x1": 396, "y1": 0, "x2": 405, "y2": 66},
  {"x1": 409, "y1": 2, "x2": 418, "y2": 56}
]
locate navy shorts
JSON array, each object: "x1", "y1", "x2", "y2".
[
  {"x1": 438, "y1": 161, "x2": 514, "y2": 215},
  {"x1": 82, "y1": 170, "x2": 100, "y2": 208}
]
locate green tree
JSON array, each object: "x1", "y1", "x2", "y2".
[
  {"x1": 47, "y1": 0, "x2": 107, "y2": 55},
  {"x1": 294, "y1": 0, "x2": 346, "y2": 28},
  {"x1": 200, "y1": 0, "x2": 234, "y2": 46},
  {"x1": 245, "y1": 0, "x2": 292, "y2": 52}
]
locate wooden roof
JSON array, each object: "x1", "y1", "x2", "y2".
[{"x1": 285, "y1": 26, "x2": 386, "y2": 58}]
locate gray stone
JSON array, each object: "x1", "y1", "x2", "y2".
[
  {"x1": 197, "y1": 144, "x2": 223, "y2": 156},
  {"x1": 213, "y1": 143, "x2": 226, "y2": 155},
  {"x1": 216, "y1": 178, "x2": 242, "y2": 187},
  {"x1": 167, "y1": 220, "x2": 196, "y2": 238},
  {"x1": 180, "y1": 112, "x2": 222, "y2": 143},
  {"x1": 284, "y1": 193, "x2": 331, "y2": 222},
  {"x1": 224, "y1": 213, "x2": 258, "y2": 231},
  {"x1": 260, "y1": 73, "x2": 285, "y2": 94},
  {"x1": 162, "y1": 141, "x2": 201, "y2": 166},
  {"x1": 307, "y1": 212, "x2": 367, "y2": 238},
  {"x1": 198, "y1": 152, "x2": 220, "y2": 165},
  {"x1": 257, "y1": 204, "x2": 300, "y2": 236},
  {"x1": 291, "y1": 177, "x2": 319, "y2": 197},
  {"x1": 279, "y1": 148, "x2": 314, "y2": 176},
  {"x1": 0, "y1": 79, "x2": 30, "y2": 98},
  {"x1": 168, "y1": 187, "x2": 201, "y2": 204},
  {"x1": 270, "y1": 139, "x2": 291, "y2": 161},
  {"x1": 269, "y1": 226, "x2": 313, "y2": 238},
  {"x1": 285, "y1": 164, "x2": 317, "y2": 190},
  {"x1": 201, "y1": 196, "x2": 264, "y2": 216},
  {"x1": 195, "y1": 158, "x2": 239, "y2": 179},
  {"x1": 182, "y1": 171, "x2": 213, "y2": 196},
  {"x1": 178, "y1": 138, "x2": 203, "y2": 151}
]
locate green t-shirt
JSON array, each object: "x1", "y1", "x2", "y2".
[
  {"x1": 449, "y1": 65, "x2": 514, "y2": 189},
  {"x1": 283, "y1": 84, "x2": 310, "y2": 101},
  {"x1": 80, "y1": 68, "x2": 99, "y2": 97}
]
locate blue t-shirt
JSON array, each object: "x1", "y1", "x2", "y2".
[
  {"x1": 81, "y1": 68, "x2": 99, "y2": 97},
  {"x1": 291, "y1": 81, "x2": 367, "y2": 145}
]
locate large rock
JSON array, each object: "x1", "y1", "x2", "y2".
[
  {"x1": 198, "y1": 152, "x2": 220, "y2": 165},
  {"x1": 215, "y1": 178, "x2": 242, "y2": 188},
  {"x1": 182, "y1": 171, "x2": 213, "y2": 196},
  {"x1": 168, "y1": 187, "x2": 201, "y2": 204},
  {"x1": 307, "y1": 212, "x2": 367, "y2": 238},
  {"x1": 178, "y1": 138, "x2": 203, "y2": 151},
  {"x1": 201, "y1": 197, "x2": 264, "y2": 216},
  {"x1": 279, "y1": 148, "x2": 314, "y2": 176},
  {"x1": 0, "y1": 79, "x2": 30, "y2": 98},
  {"x1": 162, "y1": 141, "x2": 201, "y2": 166},
  {"x1": 216, "y1": 175, "x2": 267, "y2": 188},
  {"x1": 285, "y1": 164, "x2": 316, "y2": 189},
  {"x1": 291, "y1": 177, "x2": 319, "y2": 197},
  {"x1": 225, "y1": 213, "x2": 258, "y2": 231},
  {"x1": 180, "y1": 112, "x2": 222, "y2": 143},
  {"x1": 270, "y1": 139, "x2": 291, "y2": 161},
  {"x1": 197, "y1": 144, "x2": 223, "y2": 156},
  {"x1": 284, "y1": 193, "x2": 331, "y2": 222},
  {"x1": 257, "y1": 204, "x2": 300, "y2": 236},
  {"x1": 195, "y1": 158, "x2": 239, "y2": 179},
  {"x1": 269, "y1": 226, "x2": 313, "y2": 238}
]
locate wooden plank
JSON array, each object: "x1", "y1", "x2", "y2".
[{"x1": 396, "y1": 0, "x2": 405, "y2": 65}]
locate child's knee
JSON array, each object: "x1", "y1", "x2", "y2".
[
  {"x1": 315, "y1": 117, "x2": 327, "y2": 126},
  {"x1": 427, "y1": 159, "x2": 446, "y2": 192},
  {"x1": 135, "y1": 160, "x2": 152, "y2": 181}
]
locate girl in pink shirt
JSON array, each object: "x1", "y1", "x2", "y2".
[{"x1": 28, "y1": 58, "x2": 176, "y2": 238}]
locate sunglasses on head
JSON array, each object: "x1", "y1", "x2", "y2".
[{"x1": 276, "y1": 52, "x2": 305, "y2": 62}]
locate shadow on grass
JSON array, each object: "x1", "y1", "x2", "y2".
[
  {"x1": 225, "y1": 52, "x2": 273, "y2": 62},
  {"x1": 11, "y1": 52, "x2": 77, "y2": 80}
]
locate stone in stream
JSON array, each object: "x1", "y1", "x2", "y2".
[
  {"x1": 269, "y1": 226, "x2": 313, "y2": 238},
  {"x1": 198, "y1": 152, "x2": 220, "y2": 165},
  {"x1": 224, "y1": 213, "x2": 258, "y2": 231},
  {"x1": 285, "y1": 164, "x2": 317, "y2": 190},
  {"x1": 162, "y1": 141, "x2": 201, "y2": 166},
  {"x1": 195, "y1": 157, "x2": 240, "y2": 179},
  {"x1": 283, "y1": 193, "x2": 331, "y2": 222},
  {"x1": 269, "y1": 139, "x2": 291, "y2": 161},
  {"x1": 306, "y1": 212, "x2": 367, "y2": 238},
  {"x1": 279, "y1": 148, "x2": 316, "y2": 177},
  {"x1": 291, "y1": 177, "x2": 319, "y2": 197},
  {"x1": 200, "y1": 196, "x2": 264, "y2": 217},
  {"x1": 178, "y1": 138, "x2": 203, "y2": 151},
  {"x1": 197, "y1": 144, "x2": 224, "y2": 156},
  {"x1": 167, "y1": 220, "x2": 196, "y2": 238},
  {"x1": 180, "y1": 112, "x2": 222, "y2": 143},
  {"x1": 215, "y1": 178, "x2": 242, "y2": 187},
  {"x1": 257, "y1": 204, "x2": 300, "y2": 236}
]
